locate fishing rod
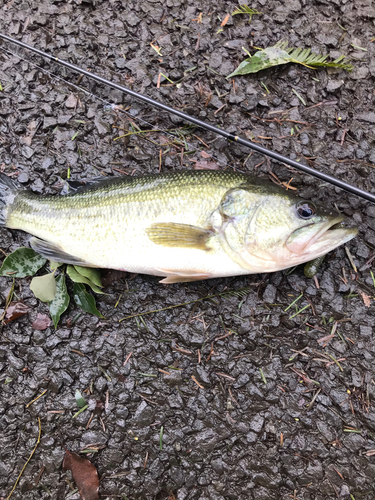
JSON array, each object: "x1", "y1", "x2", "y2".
[{"x1": 1, "y1": 33, "x2": 374, "y2": 204}]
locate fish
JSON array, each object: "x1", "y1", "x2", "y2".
[{"x1": 0, "y1": 170, "x2": 358, "y2": 283}]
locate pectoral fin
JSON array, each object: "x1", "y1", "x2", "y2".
[
  {"x1": 146, "y1": 222, "x2": 211, "y2": 250},
  {"x1": 156, "y1": 267, "x2": 212, "y2": 284},
  {"x1": 30, "y1": 237, "x2": 94, "y2": 267}
]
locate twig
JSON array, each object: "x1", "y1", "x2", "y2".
[
  {"x1": 327, "y1": 355, "x2": 344, "y2": 371},
  {"x1": 191, "y1": 375, "x2": 204, "y2": 389},
  {"x1": 172, "y1": 344, "x2": 192, "y2": 355},
  {"x1": 340, "y1": 128, "x2": 347, "y2": 146},
  {"x1": 216, "y1": 372, "x2": 235, "y2": 381},
  {"x1": 139, "y1": 394, "x2": 159, "y2": 406},
  {"x1": 158, "y1": 368, "x2": 171, "y2": 375},
  {"x1": 345, "y1": 246, "x2": 357, "y2": 272},
  {"x1": 306, "y1": 388, "x2": 321, "y2": 410},
  {"x1": 123, "y1": 351, "x2": 133, "y2": 366},
  {"x1": 26, "y1": 390, "x2": 47, "y2": 408}
]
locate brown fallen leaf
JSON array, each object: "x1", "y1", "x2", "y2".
[
  {"x1": 5, "y1": 302, "x2": 31, "y2": 324},
  {"x1": 63, "y1": 450, "x2": 99, "y2": 500},
  {"x1": 193, "y1": 161, "x2": 220, "y2": 170},
  {"x1": 200, "y1": 151, "x2": 211, "y2": 158},
  {"x1": 360, "y1": 291, "x2": 371, "y2": 307},
  {"x1": 88, "y1": 399, "x2": 105, "y2": 415},
  {"x1": 32, "y1": 313, "x2": 51, "y2": 330},
  {"x1": 65, "y1": 93, "x2": 78, "y2": 109}
]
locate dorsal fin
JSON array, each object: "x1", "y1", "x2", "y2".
[{"x1": 60, "y1": 176, "x2": 106, "y2": 195}]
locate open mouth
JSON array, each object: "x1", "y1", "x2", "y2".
[
  {"x1": 307, "y1": 215, "x2": 344, "y2": 249},
  {"x1": 286, "y1": 216, "x2": 358, "y2": 256},
  {"x1": 304, "y1": 217, "x2": 358, "y2": 257}
]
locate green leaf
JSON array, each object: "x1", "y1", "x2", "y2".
[
  {"x1": 49, "y1": 261, "x2": 64, "y2": 270},
  {"x1": 75, "y1": 389, "x2": 87, "y2": 408},
  {"x1": 73, "y1": 283, "x2": 103, "y2": 318},
  {"x1": 30, "y1": 272, "x2": 57, "y2": 302},
  {"x1": 0, "y1": 248, "x2": 47, "y2": 278},
  {"x1": 227, "y1": 46, "x2": 293, "y2": 77},
  {"x1": 73, "y1": 266, "x2": 103, "y2": 288},
  {"x1": 49, "y1": 274, "x2": 70, "y2": 328},
  {"x1": 227, "y1": 41, "x2": 353, "y2": 78},
  {"x1": 67, "y1": 265, "x2": 105, "y2": 294}
]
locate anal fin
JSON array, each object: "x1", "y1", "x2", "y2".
[
  {"x1": 30, "y1": 237, "x2": 94, "y2": 267},
  {"x1": 146, "y1": 222, "x2": 212, "y2": 250},
  {"x1": 156, "y1": 267, "x2": 212, "y2": 284}
]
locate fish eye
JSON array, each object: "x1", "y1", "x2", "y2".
[{"x1": 296, "y1": 201, "x2": 316, "y2": 219}]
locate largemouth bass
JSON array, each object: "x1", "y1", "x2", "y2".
[{"x1": 0, "y1": 170, "x2": 357, "y2": 283}]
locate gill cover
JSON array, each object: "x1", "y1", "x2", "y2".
[{"x1": 212, "y1": 187, "x2": 263, "y2": 270}]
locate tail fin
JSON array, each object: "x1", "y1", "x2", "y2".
[{"x1": 0, "y1": 173, "x2": 21, "y2": 226}]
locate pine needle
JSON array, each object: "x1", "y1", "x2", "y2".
[
  {"x1": 7, "y1": 417, "x2": 42, "y2": 500},
  {"x1": 275, "y1": 40, "x2": 353, "y2": 71}
]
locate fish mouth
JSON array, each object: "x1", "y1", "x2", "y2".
[{"x1": 286, "y1": 216, "x2": 358, "y2": 258}]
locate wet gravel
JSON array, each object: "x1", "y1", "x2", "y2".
[{"x1": 1, "y1": 1, "x2": 375, "y2": 499}]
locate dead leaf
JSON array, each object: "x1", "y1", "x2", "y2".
[
  {"x1": 200, "y1": 151, "x2": 211, "y2": 158},
  {"x1": 192, "y1": 12, "x2": 203, "y2": 23},
  {"x1": 32, "y1": 313, "x2": 51, "y2": 330},
  {"x1": 63, "y1": 450, "x2": 99, "y2": 500},
  {"x1": 159, "y1": 135, "x2": 171, "y2": 145},
  {"x1": 360, "y1": 291, "x2": 371, "y2": 307},
  {"x1": 21, "y1": 120, "x2": 40, "y2": 146},
  {"x1": 5, "y1": 302, "x2": 31, "y2": 323},
  {"x1": 88, "y1": 399, "x2": 105, "y2": 415},
  {"x1": 65, "y1": 94, "x2": 78, "y2": 109},
  {"x1": 221, "y1": 13, "x2": 230, "y2": 27},
  {"x1": 193, "y1": 161, "x2": 220, "y2": 170}
]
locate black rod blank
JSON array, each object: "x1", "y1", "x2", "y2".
[{"x1": 1, "y1": 33, "x2": 374, "y2": 203}]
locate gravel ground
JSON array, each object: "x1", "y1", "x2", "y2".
[{"x1": 1, "y1": 1, "x2": 375, "y2": 499}]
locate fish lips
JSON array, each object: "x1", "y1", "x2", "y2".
[{"x1": 286, "y1": 216, "x2": 358, "y2": 257}]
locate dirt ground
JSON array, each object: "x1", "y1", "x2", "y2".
[{"x1": 1, "y1": 0, "x2": 375, "y2": 499}]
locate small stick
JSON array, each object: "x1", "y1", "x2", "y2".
[
  {"x1": 306, "y1": 388, "x2": 321, "y2": 410},
  {"x1": 313, "y1": 275, "x2": 320, "y2": 289},
  {"x1": 206, "y1": 342, "x2": 214, "y2": 362},
  {"x1": 26, "y1": 390, "x2": 47, "y2": 408},
  {"x1": 71, "y1": 348, "x2": 85, "y2": 357},
  {"x1": 345, "y1": 246, "x2": 357, "y2": 272},
  {"x1": 228, "y1": 387, "x2": 239, "y2": 405},
  {"x1": 340, "y1": 128, "x2": 347, "y2": 145},
  {"x1": 216, "y1": 372, "x2": 235, "y2": 381},
  {"x1": 86, "y1": 413, "x2": 94, "y2": 429},
  {"x1": 158, "y1": 368, "x2": 171, "y2": 375},
  {"x1": 123, "y1": 351, "x2": 133, "y2": 366},
  {"x1": 139, "y1": 394, "x2": 159, "y2": 406},
  {"x1": 172, "y1": 345, "x2": 192, "y2": 355},
  {"x1": 191, "y1": 375, "x2": 204, "y2": 389}
]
